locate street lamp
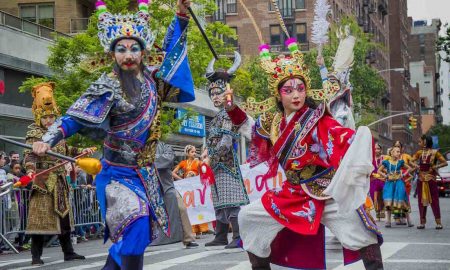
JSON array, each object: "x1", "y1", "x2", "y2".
[{"x1": 377, "y1": 68, "x2": 405, "y2": 73}]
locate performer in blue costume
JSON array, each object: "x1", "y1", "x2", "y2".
[{"x1": 32, "y1": 0, "x2": 194, "y2": 269}]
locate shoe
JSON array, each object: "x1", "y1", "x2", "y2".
[
  {"x1": 224, "y1": 238, "x2": 240, "y2": 249},
  {"x1": 64, "y1": 252, "x2": 86, "y2": 261},
  {"x1": 385, "y1": 223, "x2": 391, "y2": 228},
  {"x1": 31, "y1": 258, "x2": 44, "y2": 265},
  {"x1": 417, "y1": 224, "x2": 425, "y2": 229},
  {"x1": 436, "y1": 224, "x2": 443, "y2": 230},
  {"x1": 185, "y1": 242, "x2": 199, "y2": 249},
  {"x1": 205, "y1": 221, "x2": 229, "y2": 247}
]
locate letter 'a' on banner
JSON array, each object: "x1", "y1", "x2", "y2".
[{"x1": 174, "y1": 163, "x2": 287, "y2": 225}]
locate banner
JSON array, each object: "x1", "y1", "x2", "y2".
[{"x1": 174, "y1": 163, "x2": 286, "y2": 225}]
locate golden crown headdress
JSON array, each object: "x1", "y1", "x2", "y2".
[
  {"x1": 96, "y1": 0, "x2": 155, "y2": 53},
  {"x1": 259, "y1": 38, "x2": 311, "y2": 99}
]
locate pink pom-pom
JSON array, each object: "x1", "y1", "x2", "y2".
[
  {"x1": 285, "y1": 37, "x2": 297, "y2": 47},
  {"x1": 259, "y1": 44, "x2": 270, "y2": 52},
  {"x1": 138, "y1": 0, "x2": 149, "y2": 4},
  {"x1": 95, "y1": 0, "x2": 106, "y2": 8}
]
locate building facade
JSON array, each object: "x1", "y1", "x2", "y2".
[
  {"x1": 0, "y1": 0, "x2": 95, "y2": 34},
  {"x1": 438, "y1": 51, "x2": 450, "y2": 125},
  {"x1": 409, "y1": 19, "x2": 443, "y2": 133}
]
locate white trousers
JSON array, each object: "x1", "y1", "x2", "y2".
[{"x1": 238, "y1": 198, "x2": 378, "y2": 258}]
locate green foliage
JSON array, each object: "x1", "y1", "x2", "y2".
[
  {"x1": 426, "y1": 124, "x2": 450, "y2": 153},
  {"x1": 20, "y1": 0, "x2": 236, "y2": 146},
  {"x1": 437, "y1": 23, "x2": 450, "y2": 62},
  {"x1": 232, "y1": 57, "x2": 270, "y2": 101}
]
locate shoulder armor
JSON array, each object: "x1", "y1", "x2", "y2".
[{"x1": 66, "y1": 73, "x2": 122, "y2": 124}]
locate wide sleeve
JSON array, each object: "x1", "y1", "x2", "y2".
[
  {"x1": 42, "y1": 116, "x2": 84, "y2": 148},
  {"x1": 156, "y1": 15, "x2": 194, "y2": 103},
  {"x1": 316, "y1": 115, "x2": 356, "y2": 169},
  {"x1": 226, "y1": 105, "x2": 255, "y2": 140}
]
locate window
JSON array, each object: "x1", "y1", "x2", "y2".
[
  {"x1": 20, "y1": 4, "x2": 55, "y2": 29},
  {"x1": 269, "y1": 0, "x2": 294, "y2": 17},
  {"x1": 270, "y1": 25, "x2": 282, "y2": 45},
  {"x1": 213, "y1": 0, "x2": 226, "y2": 21},
  {"x1": 295, "y1": 0, "x2": 305, "y2": 9},
  {"x1": 226, "y1": 0, "x2": 237, "y2": 13},
  {"x1": 224, "y1": 27, "x2": 238, "y2": 48},
  {"x1": 296, "y1": 23, "x2": 307, "y2": 43},
  {"x1": 270, "y1": 23, "x2": 307, "y2": 49}
]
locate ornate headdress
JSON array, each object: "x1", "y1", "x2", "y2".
[
  {"x1": 96, "y1": 0, "x2": 155, "y2": 53},
  {"x1": 205, "y1": 51, "x2": 241, "y2": 95},
  {"x1": 31, "y1": 82, "x2": 60, "y2": 127},
  {"x1": 259, "y1": 38, "x2": 311, "y2": 99}
]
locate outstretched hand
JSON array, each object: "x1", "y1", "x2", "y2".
[
  {"x1": 177, "y1": 0, "x2": 191, "y2": 15},
  {"x1": 223, "y1": 87, "x2": 234, "y2": 110}
]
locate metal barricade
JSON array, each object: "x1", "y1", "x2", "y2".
[
  {"x1": 71, "y1": 187, "x2": 104, "y2": 230},
  {"x1": 0, "y1": 185, "x2": 104, "y2": 254}
]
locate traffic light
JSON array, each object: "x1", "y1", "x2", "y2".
[{"x1": 408, "y1": 116, "x2": 418, "y2": 129}]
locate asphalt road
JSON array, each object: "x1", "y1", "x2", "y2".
[{"x1": 1, "y1": 196, "x2": 450, "y2": 270}]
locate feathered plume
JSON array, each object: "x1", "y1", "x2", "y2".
[{"x1": 311, "y1": 0, "x2": 331, "y2": 55}]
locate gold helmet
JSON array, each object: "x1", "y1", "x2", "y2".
[
  {"x1": 259, "y1": 39, "x2": 311, "y2": 100},
  {"x1": 31, "y1": 82, "x2": 60, "y2": 127}
]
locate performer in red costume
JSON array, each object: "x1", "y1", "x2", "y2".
[{"x1": 224, "y1": 38, "x2": 383, "y2": 270}]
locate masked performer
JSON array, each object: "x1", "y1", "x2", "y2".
[
  {"x1": 412, "y1": 135, "x2": 448, "y2": 230},
  {"x1": 224, "y1": 39, "x2": 383, "y2": 270},
  {"x1": 202, "y1": 52, "x2": 250, "y2": 249},
  {"x1": 31, "y1": 0, "x2": 195, "y2": 269},
  {"x1": 24, "y1": 82, "x2": 88, "y2": 265}
]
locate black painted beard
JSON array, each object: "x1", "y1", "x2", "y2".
[{"x1": 114, "y1": 63, "x2": 142, "y2": 104}]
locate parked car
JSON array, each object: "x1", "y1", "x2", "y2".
[{"x1": 437, "y1": 162, "x2": 450, "y2": 197}]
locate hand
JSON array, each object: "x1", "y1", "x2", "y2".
[
  {"x1": 200, "y1": 149, "x2": 208, "y2": 160},
  {"x1": 82, "y1": 147, "x2": 95, "y2": 155},
  {"x1": 177, "y1": 0, "x2": 191, "y2": 15},
  {"x1": 33, "y1": 142, "x2": 51, "y2": 156},
  {"x1": 316, "y1": 55, "x2": 325, "y2": 67},
  {"x1": 202, "y1": 156, "x2": 211, "y2": 166},
  {"x1": 223, "y1": 88, "x2": 234, "y2": 110}
]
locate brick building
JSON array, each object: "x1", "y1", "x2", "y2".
[
  {"x1": 209, "y1": 0, "x2": 314, "y2": 55},
  {"x1": 0, "y1": 0, "x2": 95, "y2": 34}
]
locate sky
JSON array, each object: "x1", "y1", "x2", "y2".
[{"x1": 408, "y1": 0, "x2": 450, "y2": 29}]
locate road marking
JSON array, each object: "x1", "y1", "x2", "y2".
[
  {"x1": 386, "y1": 259, "x2": 450, "y2": 264},
  {"x1": 12, "y1": 248, "x2": 182, "y2": 270},
  {"x1": 143, "y1": 249, "x2": 243, "y2": 270},
  {"x1": 0, "y1": 257, "x2": 50, "y2": 268},
  {"x1": 331, "y1": 242, "x2": 408, "y2": 270}
]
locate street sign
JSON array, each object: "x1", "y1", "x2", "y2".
[{"x1": 176, "y1": 108, "x2": 206, "y2": 137}]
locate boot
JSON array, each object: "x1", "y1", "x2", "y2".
[
  {"x1": 31, "y1": 235, "x2": 45, "y2": 264},
  {"x1": 225, "y1": 217, "x2": 240, "y2": 249},
  {"x1": 359, "y1": 244, "x2": 384, "y2": 270},
  {"x1": 59, "y1": 232, "x2": 85, "y2": 261},
  {"x1": 102, "y1": 255, "x2": 120, "y2": 270},
  {"x1": 248, "y1": 252, "x2": 271, "y2": 270},
  {"x1": 205, "y1": 221, "x2": 229, "y2": 247},
  {"x1": 121, "y1": 255, "x2": 144, "y2": 270}
]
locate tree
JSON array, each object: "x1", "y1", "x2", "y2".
[
  {"x1": 437, "y1": 23, "x2": 450, "y2": 62},
  {"x1": 426, "y1": 124, "x2": 450, "y2": 154},
  {"x1": 19, "y1": 0, "x2": 236, "y2": 146}
]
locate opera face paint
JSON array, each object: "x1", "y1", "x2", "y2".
[
  {"x1": 210, "y1": 88, "x2": 226, "y2": 108},
  {"x1": 113, "y1": 39, "x2": 143, "y2": 73},
  {"x1": 279, "y1": 78, "x2": 306, "y2": 116}
]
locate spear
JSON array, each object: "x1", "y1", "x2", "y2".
[
  {"x1": 0, "y1": 135, "x2": 102, "y2": 175},
  {"x1": 187, "y1": 6, "x2": 219, "y2": 60}
]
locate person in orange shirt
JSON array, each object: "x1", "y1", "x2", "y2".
[{"x1": 172, "y1": 145, "x2": 209, "y2": 236}]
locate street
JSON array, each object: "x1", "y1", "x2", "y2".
[{"x1": 1, "y1": 196, "x2": 450, "y2": 270}]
